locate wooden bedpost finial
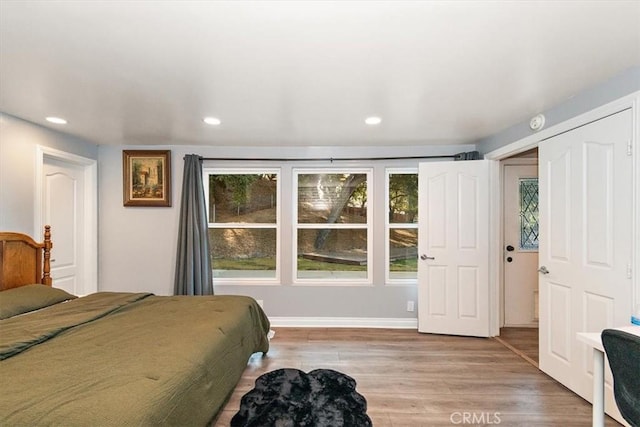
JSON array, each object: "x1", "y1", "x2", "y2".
[{"x1": 43, "y1": 225, "x2": 52, "y2": 286}]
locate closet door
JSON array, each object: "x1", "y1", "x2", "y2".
[{"x1": 538, "y1": 109, "x2": 633, "y2": 421}]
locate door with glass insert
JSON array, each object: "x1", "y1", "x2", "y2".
[{"x1": 503, "y1": 164, "x2": 539, "y2": 327}]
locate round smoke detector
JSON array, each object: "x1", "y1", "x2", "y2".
[{"x1": 529, "y1": 114, "x2": 546, "y2": 131}]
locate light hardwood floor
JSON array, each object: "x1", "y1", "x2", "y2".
[
  {"x1": 213, "y1": 328, "x2": 620, "y2": 426},
  {"x1": 496, "y1": 327, "x2": 539, "y2": 366}
]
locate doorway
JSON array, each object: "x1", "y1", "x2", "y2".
[
  {"x1": 35, "y1": 146, "x2": 97, "y2": 296},
  {"x1": 499, "y1": 149, "x2": 539, "y2": 365},
  {"x1": 485, "y1": 95, "x2": 637, "y2": 425}
]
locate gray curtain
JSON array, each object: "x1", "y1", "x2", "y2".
[{"x1": 174, "y1": 154, "x2": 213, "y2": 295}]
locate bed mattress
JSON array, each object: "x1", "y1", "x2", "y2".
[{"x1": 0, "y1": 292, "x2": 270, "y2": 426}]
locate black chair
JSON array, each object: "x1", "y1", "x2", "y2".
[{"x1": 601, "y1": 329, "x2": 640, "y2": 427}]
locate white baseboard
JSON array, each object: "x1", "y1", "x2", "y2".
[{"x1": 268, "y1": 316, "x2": 418, "y2": 329}]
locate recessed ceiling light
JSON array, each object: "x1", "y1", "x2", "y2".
[
  {"x1": 364, "y1": 116, "x2": 382, "y2": 125},
  {"x1": 203, "y1": 117, "x2": 221, "y2": 126},
  {"x1": 46, "y1": 117, "x2": 67, "y2": 124}
]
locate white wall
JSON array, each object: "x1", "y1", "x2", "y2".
[
  {"x1": 98, "y1": 145, "x2": 180, "y2": 295},
  {"x1": 98, "y1": 143, "x2": 476, "y2": 321},
  {"x1": 0, "y1": 113, "x2": 98, "y2": 234}
]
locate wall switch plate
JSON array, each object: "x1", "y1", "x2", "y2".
[{"x1": 407, "y1": 300, "x2": 415, "y2": 312}]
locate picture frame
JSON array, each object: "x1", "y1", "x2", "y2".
[{"x1": 123, "y1": 150, "x2": 171, "y2": 207}]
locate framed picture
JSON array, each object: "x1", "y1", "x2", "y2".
[{"x1": 123, "y1": 150, "x2": 171, "y2": 207}]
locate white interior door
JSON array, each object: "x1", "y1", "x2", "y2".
[
  {"x1": 44, "y1": 157, "x2": 85, "y2": 295},
  {"x1": 503, "y1": 164, "x2": 539, "y2": 327},
  {"x1": 418, "y1": 160, "x2": 490, "y2": 337},
  {"x1": 539, "y1": 109, "x2": 633, "y2": 422}
]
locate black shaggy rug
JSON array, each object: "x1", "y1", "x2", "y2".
[{"x1": 230, "y1": 368, "x2": 373, "y2": 427}]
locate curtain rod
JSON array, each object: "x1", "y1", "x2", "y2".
[{"x1": 191, "y1": 151, "x2": 479, "y2": 162}]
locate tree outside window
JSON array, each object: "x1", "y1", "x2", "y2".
[
  {"x1": 206, "y1": 170, "x2": 279, "y2": 280},
  {"x1": 295, "y1": 170, "x2": 371, "y2": 282},
  {"x1": 387, "y1": 171, "x2": 418, "y2": 282}
]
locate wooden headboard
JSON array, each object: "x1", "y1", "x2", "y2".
[{"x1": 0, "y1": 225, "x2": 52, "y2": 291}]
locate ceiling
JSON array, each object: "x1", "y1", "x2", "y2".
[{"x1": 1, "y1": 1, "x2": 639, "y2": 147}]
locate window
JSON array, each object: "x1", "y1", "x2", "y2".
[
  {"x1": 204, "y1": 163, "x2": 421, "y2": 286},
  {"x1": 386, "y1": 169, "x2": 418, "y2": 283},
  {"x1": 294, "y1": 169, "x2": 371, "y2": 283},
  {"x1": 204, "y1": 169, "x2": 280, "y2": 281},
  {"x1": 519, "y1": 178, "x2": 539, "y2": 250}
]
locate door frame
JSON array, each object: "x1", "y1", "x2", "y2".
[
  {"x1": 485, "y1": 91, "x2": 640, "y2": 337},
  {"x1": 34, "y1": 145, "x2": 98, "y2": 294},
  {"x1": 500, "y1": 158, "x2": 538, "y2": 328}
]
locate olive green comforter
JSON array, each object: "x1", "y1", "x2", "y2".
[{"x1": 0, "y1": 292, "x2": 270, "y2": 426}]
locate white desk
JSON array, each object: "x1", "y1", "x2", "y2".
[{"x1": 577, "y1": 326, "x2": 640, "y2": 427}]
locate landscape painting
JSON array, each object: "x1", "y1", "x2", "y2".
[{"x1": 123, "y1": 150, "x2": 171, "y2": 207}]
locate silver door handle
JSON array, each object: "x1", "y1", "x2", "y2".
[
  {"x1": 420, "y1": 254, "x2": 435, "y2": 260},
  {"x1": 538, "y1": 266, "x2": 549, "y2": 274}
]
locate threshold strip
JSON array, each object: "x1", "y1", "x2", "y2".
[{"x1": 493, "y1": 336, "x2": 539, "y2": 369}]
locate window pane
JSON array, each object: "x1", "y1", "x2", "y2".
[
  {"x1": 388, "y1": 173, "x2": 418, "y2": 224},
  {"x1": 209, "y1": 174, "x2": 277, "y2": 223},
  {"x1": 519, "y1": 178, "x2": 539, "y2": 250},
  {"x1": 297, "y1": 173, "x2": 367, "y2": 224},
  {"x1": 297, "y1": 228, "x2": 367, "y2": 279},
  {"x1": 209, "y1": 228, "x2": 276, "y2": 278},
  {"x1": 389, "y1": 228, "x2": 418, "y2": 280}
]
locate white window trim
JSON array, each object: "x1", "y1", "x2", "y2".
[
  {"x1": 203, "y1": 167, "x2": 281, "y2": 285},
  {"x1": 292, "y1": 167, "x2": 373, "y2": 286},
  {"x1": 385, "y1": 167, "x2": 418, "y2": 286}
]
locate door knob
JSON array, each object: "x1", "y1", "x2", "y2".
[
  {"x1": 506, "y1": 257, "x2": 513, "y2": 263},
  {"x1": 420, "y1": 254, "x2": 435, "y2": 260},
  {"x1": 538, "y1": 266, "x2": 549, "y2": 274},
  {"x1": 506, "y1": 245, "x2": 514, "y2": 252}
]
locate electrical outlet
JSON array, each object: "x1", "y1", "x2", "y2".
[
  {"x1": 406, "y1": 300, "x2": 415, "y2": 312},
  {"x1": 256, "y1": 299, "x2": 264, "y2": 309}
]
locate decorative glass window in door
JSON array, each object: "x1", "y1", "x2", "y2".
[{"x1": 519, "y1": 178, "x2": 539, "y2": 250}]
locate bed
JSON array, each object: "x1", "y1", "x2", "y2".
[{"x1": 0, "y1": 226, "x2": 270, "y2": 426}]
